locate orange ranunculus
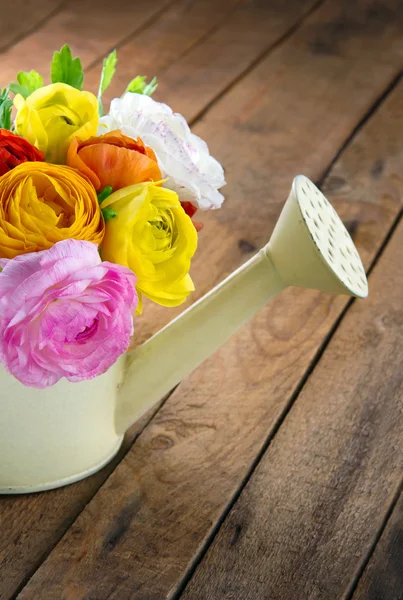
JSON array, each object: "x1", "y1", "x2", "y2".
[
  {"x1": 0, "y1": 162, "x2": 104, "y2": 259},
  {"x1": 67, "y1": 130, "x2": 162, "y2": 192}
]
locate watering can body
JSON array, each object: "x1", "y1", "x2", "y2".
[
  {"x1": 0, "y1": 358, "x2": 126, "y2": 493},
  {"x1": 0, "y1": 176, "x2": 368, "y2": 493},
  {"x1": 0, "y1": 251, "x2": 284, "y2": 494}
]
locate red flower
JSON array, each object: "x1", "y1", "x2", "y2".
[
  {"x1": 0, "y1": 129, "x2": 44, "y2": 176},
  {"x1": 181, "y1": 201, "x2": 204, "y2": 232}
]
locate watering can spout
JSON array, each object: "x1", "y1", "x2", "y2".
[
  {"x1": 115, "y1": 175, "x2": 368, "y2": 434},
  {"x1": 115, "y1": 248, "x2": 285, "y2": 433}
]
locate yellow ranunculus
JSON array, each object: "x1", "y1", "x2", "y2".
[
  {"x1": 100, "y1": 182, "x2": 198, "y2": 308},
  {"x1": 0, "y1": 162, "x2": 104, "y2": 259},
  {"x1": 14, "y1": 83, "x2": 99, "y2": 164}
]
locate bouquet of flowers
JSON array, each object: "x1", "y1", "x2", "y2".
[{"x1": 0, "y1": 46, "x2": 225, "y2": 389}]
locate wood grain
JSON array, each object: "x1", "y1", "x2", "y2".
[
  {"x1": 84, "y1": 0, "x2": 321, "y2": 119},
  {"x1": 179, "y1": 218, "x2": 403, "y2": 600},
  {"x1": 83, "y1": 0, "x2": 244, "y2": 101},
  {"x1": 154, "y1": 0, "x2": 322, "y2": 122},
  {"x1": 0, "y1": 1, "x2": 63, "y2": 53},
  {"x1": 0, "y1": 0, "x2": 175, "y2": 87},
  {"x1": 352, "y1": 491, "x2": 403, "y2": 600},
  {"x1": 16, "y1": 11, "x2": 403, "y2": 599}
]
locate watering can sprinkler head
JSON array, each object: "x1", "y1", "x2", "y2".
[{"x1": 266, "y1": 175, "x2": 368, "y2": 298}]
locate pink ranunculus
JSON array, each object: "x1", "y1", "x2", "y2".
[{"x1": 0, "y1": 239, "x2": 138, "y2": 388}]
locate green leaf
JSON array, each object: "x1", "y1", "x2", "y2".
[
  {"x1": 102, "y1": 207, "x2": 117, "y2": 221},
  {"x1": 97, "y1": 50, "x2": 117, "y2": 116},
  {"x1": 125, "y1": 75, "x2": 158, "y2": 96},
  {"x1": 9, "y1": 70, "x2": 43, "y2": 99},
  {"x1": 51, "y1": 44, "x2": 84, "y2": 90},
  {"x1": 0, "y1": 88, "x2": 13, "y2": 130},
  {"x1": 97, "y1": 186, "x2": 113, "y2": 204}
]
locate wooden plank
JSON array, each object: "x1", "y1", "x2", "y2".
[
  {"x1": 154, "y1": 0, "x2": 322, "y2": 122},
  {"x1": 83, "y1": 0, "x2": 247, "y2": 100},
  {"x1": 0, "y1": 0, "x2": 175, "y2": 86},
  {"x1": 15, "y1": 2, "x2": 403, "y2": 596},
  {"x1": 0, "y1": 1, "x2": 330, "y2": 598},
  {"x1": 84, "y1": 0, "x2": 321, "y2": 117},
  {"x1": 352, "y1": 491, "x2": 403, "y2": 600},
  {"x1": 0, "y1": 1, "x2": 63, "y2": 53},
  {"x1": 178, "y1": 219, "x2": 403, "y2": 600}
]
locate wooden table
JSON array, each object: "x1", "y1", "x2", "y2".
[{"x1": 0, "y1": 1, "x2": 402, "y2": 598}]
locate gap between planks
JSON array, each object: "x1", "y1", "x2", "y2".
[
  {"x1": 350, "y1": 488, "x2": 403, "y2": 600},
  {"x1": 318, "y1": 70, "x2": 403, "y2": 186},
  {"x1": 177, "y1": 216, "x2": 403, "y2": 600},
  {"x1": 84, "y1": 0, "x2": 327, "y2": 124},
  {"x1": 345, "y1": 481, "x2": 403, "y2": 600},
  {"x1": 0, "y1": 1, "x2": 66, "y2": 55},
  {"x1": 171, "y1": 209, "x2": 403, "y2": 600},
  {"x1": 0, "y1": 0, "x2": 183, "y2": 86},
  {"x1": 84, "y1": 0, "x2": 246, "y2": 74},
  {"x1": 186, "y1": 0, "x2": 326, "y2": 128}
]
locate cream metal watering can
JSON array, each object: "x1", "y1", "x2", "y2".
[{"x1": 0, "y1": 176, "x2": 368, "y2": 494}]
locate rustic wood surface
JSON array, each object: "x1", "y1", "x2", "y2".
[
  {"x1": 0, "y1": 1, "x2": 62, "y2": 53},
  {"x1": 0, "y1": 0, "x2": 402, "y2": 599},
  {"x1": 179, "y1": 217, "x2": 403, "y2": 600},
  {"x1": 352, "y1": 491, "x2": 403, "y2": 600}
]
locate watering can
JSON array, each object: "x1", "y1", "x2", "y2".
[{"x1": 0, "y1": 176, "x2": 368, "y2": 494}]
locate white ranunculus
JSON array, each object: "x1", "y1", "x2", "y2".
[{"x1": 99, "y1": 93, "x2": 226, "y2": 210}]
